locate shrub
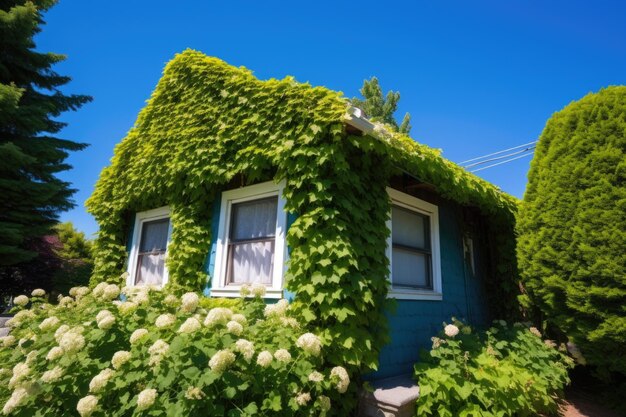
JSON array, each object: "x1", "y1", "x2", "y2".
[
  {"x1": 0, "y1": 282, "x2": 349, "y2": 416},
  {"x1": 414, "y1": 319, "x2": 573, "y2": 417},
  {"x1": 517, "y1": 86, "x2": 626, "y2": 380}
]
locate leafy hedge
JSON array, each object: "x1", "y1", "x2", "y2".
[
  {"x1": 415, "y1": 319, "x2": 572, "y2": 417},
  {"x1": 0, "y1": 284, "x2": 350, "y2": 416},
  {"x1": 517, "y1": 86, "x2": 626, "y2": 380},
  {"x1": 85, "y1": 50, "x2": 520, "y2": 400}
]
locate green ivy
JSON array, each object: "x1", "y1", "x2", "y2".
[{"x1": 86, "y1": 50, "x2": 518, "y2": 401}]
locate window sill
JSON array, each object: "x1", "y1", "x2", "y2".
[
  {"x1": 388, "y1": 289, "x2": 443, "y2": 301},
  {"x1": 210, "y1": 288, "x2": 284, "y2": 299}
]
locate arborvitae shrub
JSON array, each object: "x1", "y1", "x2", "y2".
[{"x1": 517, "y1": 86, "x2": 626, "y2": 380}]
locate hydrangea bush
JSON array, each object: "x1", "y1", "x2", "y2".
[
  {"x1": 414, "y1": 319, "x2": 573, "y2": 417},
  {"x1": 0, "y1": 282, "x2": 350, "y2": 416}
]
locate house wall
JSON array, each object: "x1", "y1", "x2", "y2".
[
  {"x1": 372, "y1": 199, "x2": 491, "y2": 379},
  {"x1": 125, "y1": 186, "x2": 491, "y2": 379}
]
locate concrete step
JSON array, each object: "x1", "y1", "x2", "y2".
[{"x1": 359, "y1": 374, "x2": 420, "y2": 417}]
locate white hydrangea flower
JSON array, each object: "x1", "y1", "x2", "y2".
[
  {"x1": 9, "y1": 363, "x2": 30, "y2": 388},
  {"x1": 155, "y1": 314, "x2": 176, "y2": 328},
  {"x1": 544, "y1": 339, "x2": 557, "y2": 349},
  {"x1": 444, "y1": 324, "x2": 459, "y2": 338},
  {"x1": 89, "y1": 368, "x2": 114, "y2": 393},
  {"x1": 92, "y1": 282, "x2": 108, "y2": 298},
  {"x1": 2, "y1": 335, "x2": 16, "y2": 348},
  {"x1": 178, "y1": 317, "x2": 201, "y2": 334},
  {"x1": 111, "y1": 351, "x2": 131, "y2": 370},
  {"x1": 59, "y1": 329, "x2": 85, "y2": 353},
  {"x1": 76, "y1": 395, "x2": 98, "y2": 417},
  {"x1": 163, "y1": 294, "x2": 179, "y2": 307},
  {"x1": 117, "y1": 301, "x2": 137, "y2": 315},
  {"x1": 274, "y1": 349, "x2": 291, "y2": 363},
  {"x1": 54, "y1": 325, "x2": 70, "y2": 343},
  {"x1": 95, "y1": 310, "x2": 112, "y2": 322},
  {"x1": 13, "y1": 295, "x2": 29, "y2": 306},
  {"x1": 97, "y1": 314, "x2": 115, "y2": 330},
  {"x1": 231, "y1": 314, "x2": 247, "y2": 325},
  {"x1": 331, "y1": 366, "x2": 350, "y2": 393},
  {"x1": 59, "y1": 296, "x2": 74, "y2": 307},
  {"x1": 280, "y1": 316, "x2": 299, "y2": 329},
  {"x1": 264, "y1": 299, "x2": 289, "y2": 318},
  {"x1": 208, "y1": 349, "x2": 235, "y2": 373},
  {"x1": 239, "y1": 284, "x2": 251, "y2": 297},
  {"x1": 133, "y1": 290, "x2": 149, "y2": 305},
  {"x1": 39, "y1": 316, "x2": 60, "y2": 331},
  {"x1": 41, "y1": 366, "x2": 64, "y2": 383},
  {"x1": 250, "y1": 283, "x2": 266, "y2": 297},
  {"x1": 431, "y1": 337, "x2": 443, "y2": 349},
  {"x1": 296, "y1": 333, "x2": 322, "y2": 356},
  {"x1": 74, "y1": 287, "x2": 91, "y2": 298},
  {"x1": 529, "y1": 327, "x2": 542, "y2": 338},
  {"x1": 226, "y1": 320, "x2": 243, "y2": 335},
  {"x1": 180, "y1": 292, "x2": 199, "y2": 313},
  {"x1": 203, "y1": 308, "x2": 233, "y2": 327},
  {"x1": 234, "y1": 339, "x2": 255, "y2": 362},
  {"x1": 46, "y1": 346, "x2": 64, "y2": 361},
  {"x1": 184, "y1": 386, "x2": 204, "y2": 400},
  {"x1": 317, "y1": 395, "x2": 331, "y2": 411},
  {"x1": 130, "y1": 329, "x2": 149, "y2": 345},
  {"x1": 103, "y1": 284, "x2": 121, "y2": 300},
  {"x1": 2, "y1": 387, "x2": 28, "y2": 415},
  {"x1": 137, "y1": 388, "x2": 157, "y2": 411},
  {"x1": 31, "y1": 289, "x2": 45, "y2": 297},
  {"x1": 295, "y1": 392, "x2": 311, "y2": 406},
  {"x1": 256, "y1": 351, "x2": 273, "y2": 368},
  {"x1": 308, "y1": 371, "x2": 324, "y2": 382},
  {"x1": 148, "y1": 340, "x2": 169, "y2": 366}
]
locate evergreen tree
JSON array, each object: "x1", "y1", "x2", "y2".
[
  {"x1": 0, "y1": 0, "x2": 91, "y2": 266},
  {"x1": 351, "y1": 76, "x2": 412, "y2": 134},
  {"x1": 517, "y1": 86, "x2": 626, "y2": 382}
]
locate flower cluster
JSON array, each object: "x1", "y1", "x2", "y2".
[
  {"x1": 204, "y1": 307, "x2": 233, "y2": 327},
  {"x1": 330, "y1": 366, "x2": 350, "y2": 393},
  {"x1": 180, "y1": 292, "x2": 199, "y2": 313},
  {"x1": 296, "y1": 333, "x2": 322, "y2": 356},
  {"x1": 209, "y1": 349, "x2": 236, "y2": 373}
]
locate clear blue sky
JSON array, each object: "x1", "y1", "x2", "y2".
[{"x1": 37, "y1": 0, "x2": 626, "y2": 237}]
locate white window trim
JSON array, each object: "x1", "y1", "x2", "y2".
[
  {"x1": 126, "y1": 206, "x2": 172, "y2": 288},
  {"x1": 386, "y1": 188, "x2": 442, "y2": 301},
  {"x1": 211, "y1": 181, "x2": 287, "y2": 299}
]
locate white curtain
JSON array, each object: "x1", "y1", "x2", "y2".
[
  {"x1": 231, "y1": 198, "x2": 277, "y2": 240},
  {"x1": 230, "y1": 241, "x2": 274, "y2": 284},
  {"x1": 228, "y1": 197, "x2": 277, "y2": 284},
  {"x1": 135, "y1": 218, "x2": 169, "y2": 286},
  {"x1": 136, "y1": 253, "x2": 166, "y2": 286}
]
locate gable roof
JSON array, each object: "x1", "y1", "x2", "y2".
[{"x1": 87, "y1": 49, "x2": 517, "y2": 222}]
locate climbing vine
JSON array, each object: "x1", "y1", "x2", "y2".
[{"x1": 87, "y1": 51, "x2": 518, "y2": 408}]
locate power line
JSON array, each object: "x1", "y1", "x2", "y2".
[
  {"x1": 459, "y1": 141, "x2": 537, "y2": 165},
  {"x1": 463, "y1": 145, "x2": 536, "y2": 169},
  {"x1": 470, "y1": 152, "x2": 534, "y2": 172}
]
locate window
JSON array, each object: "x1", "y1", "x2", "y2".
[
  {"x1": 387, "y1": 188, "x2": 442, "y2": 300},
  {"x1": 212, "y1": 181, "x2": 287, "y2": 298},
  {"x1": 127, "y1": 207, "x2": 172, "y2": 287}
]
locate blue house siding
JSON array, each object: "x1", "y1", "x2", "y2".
[{"x1": 373, "y1": 200, "x2": 491, "y2": 379}]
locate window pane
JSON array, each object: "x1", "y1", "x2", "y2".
[
  {"x1": 230, "y1": 197, "x2": 278, "y2": 241},
  {"x1": 392, "y1": 247, "x2": 430, "y2": 289},
  {"x1": 139, "y1": 219, "x2": 169, "y2": 252},
  {"x1": 392, "y1": 206, "x2": 428, "y2": 249},
  {"x1": 228, "y1": 240, "x2": 274, "y2": 285},
  {"x1": 135, "y1": 217, "x2": 169, "y2": 286},
  {"x1": 135, "y1": 253, "x2": 166, "y2": 286}
]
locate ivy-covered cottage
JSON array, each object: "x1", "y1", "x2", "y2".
[{"x1": 88, "y1": 51, "x2": 517, "y2": 414}]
